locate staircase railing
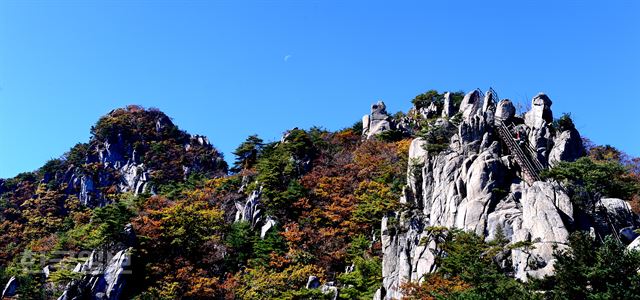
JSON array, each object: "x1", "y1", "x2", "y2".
[
  {"x1": 495, "y1": 122, "x2": 544, "y2": 184},
  {"x1": 595, "y1": 202, "x2": 623, "y2": 243}
]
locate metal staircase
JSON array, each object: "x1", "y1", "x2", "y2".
[
  {"x1": 592, "y1": 203, "x2": 623, "y2": 243},
  {"x1": 495, "y1": 122, "x2": 545, "y2": 184}
]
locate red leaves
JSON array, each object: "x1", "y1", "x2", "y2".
[{"x1": 278, "y1": 133, "x2": 410, "y2": 273}]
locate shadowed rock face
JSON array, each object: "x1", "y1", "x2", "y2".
[
  {"x1": 1, "y1": 276, "x2": 17, "y2": 299},
  {"x1": 57, "y1": 248, "x2": 132, "y2": 300},
  {"x1": 548, "y1": 128, "x2": 585, "y2": 166},
  {"x1": 379, "y1": 90, "x2": 589, "y2": 299}
]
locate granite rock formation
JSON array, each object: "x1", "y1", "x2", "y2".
[
  {"x1": 362, "y1": 101, "x2": 394, "y2": 139},
  {"x1": 378, "y1": 90, "x2": 597, "y2": 299}
]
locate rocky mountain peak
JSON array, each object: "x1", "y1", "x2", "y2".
[
  {"x1": 377, "y1": 89, "x2": 599, "y2": 299},
  {"x1": 15, "y1": 106, "x2": 228, "y2": 207}
]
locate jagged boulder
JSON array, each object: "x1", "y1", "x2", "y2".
[
  {"x1": 422, "y1": 102, "x2": 439, "y2": 119},
  {"x1": 306, "y1": 276, "x2": 321, "y2": 289},
  {"x1": 454, "y1": 142, "x2": 504, "y2": 235},
  {"x1": 620, "y1": 226, "x2": 640, "y2": 244},
  {"x1": 235, "y1": 188, "x2": 263, "y2": 227},
  {"x1": 459, "y1": 90, "x2": 482, "y2": 120},
  {"x1": 305, "y1": 276, "x2": 338, "y2": 299},
  {"x1": 408, "y1": 138, "x2": 427, "y2": 164},
  {"x1": 362, "y1": 101, "x2": 393, "y2": 139},
  {"x1": 320, "y1": 284, "x2": 338, "y2": 300},
  {"x1": 79, "y1": 175, "x2": 96, "y2": 206},
  {"x1": 380, "y1": 211, "x2": 430, "y2": 299},
  {"x1": 260, "y1": 217, "x2": 276, "y2": 239}
]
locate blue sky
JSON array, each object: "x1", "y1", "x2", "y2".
[{"x1": 0, "y1": 0, "x2": 638, "y2": 178}]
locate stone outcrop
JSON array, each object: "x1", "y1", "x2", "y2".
[
  {"x1": 234, "y1": 186, "x2": 278, "y2": 239},
  {"x1": 57, "y1": 248, "x2": 132, "y2": 300},
  {"x1": 495, "y1": 99, "x2": 516, "y2": 122},
  {"x1": 305, "y1": 276, "x2": 338, "y2": 299},
  {"x1": 49, "y1": 108, "x2": 227, "y2": 208},
  {"x1": 379, "y1": 90, "x2": 588, "y2": 299},
  {"x1": 511, "y1": 181, "x2": 570, "y2": 279},
  {"x1": 260, "y1": 217, "x2": 277, "y2": 239},
  {"x1": 362, "y1": 101, "x2": 393, "y2": 139},
  {"x1": 548, "y1": 128, "x2": 585, "y2": 166},
  {"x1": 441, "y1": 92, "x2": 454, "y2": 118},
  {"x1": 525, "y1": 93, "x2": 553, "y2": 130},
  {"x1": 235, "y1": 188, "x2": 263, "y2": 226},
  {"x1": 56, "y1": 223, "x2": 136, "y2": 300}
]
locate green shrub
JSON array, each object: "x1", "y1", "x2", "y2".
[
  {"x1": 553, "y1": 113, "x2": 576, "y2": 132},
  {"x1": 61, "y1": 200, "x2": 135, "y2": 249},
  {"x1": 541, "y1": 157, "x2": 639, "y2": 201},
  {"x1": 232, "y1": 135, "x2": 264, "y2": 172},
  {"x1": 411, "y1": 90, "x2": 442, "y2": 110},
  {"x1": 550, "y1": 232, "x2": 640, "y2": 299},
  {"x1": 419, "y1": 122, "x2": 455, "y2": 154},
  {"x1": 224, "y1": 221, "x2": 255, "y2": 271},
  {"x1": 337, "y1": 256, "x2": 382, "y2": 299}
]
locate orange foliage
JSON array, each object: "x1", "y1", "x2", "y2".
[
  {"x1": 400, "y1": 274, "x2": 471, "y2": 300},
  {"x1": 280, "y1": 132, "x2": 408, "y2": 272},
  {"x1": 30, "y1": 234, "x2": 58, "y2": 252}
]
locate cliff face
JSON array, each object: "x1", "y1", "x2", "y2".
[{"x1": 377, "y1": 90, "x2": 587, "y2": 299}]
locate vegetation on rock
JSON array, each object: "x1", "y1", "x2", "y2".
[{"x1": 0, "y1": 98, "x2": 639, "y2": 299}]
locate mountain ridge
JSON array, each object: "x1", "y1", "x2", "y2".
[{"x1": 1, "y1": 90, "x2": 639, "y2": 299}]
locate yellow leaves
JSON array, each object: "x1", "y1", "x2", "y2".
[
  {"x1": 35, "y1": 183, "x2": 48, "y2": 195},
  {"x1": 182, "y1": 188, "x2": 208, "y2": 202},
  {"x1": 205, "y1": 176, "x2": 235, "y2": 190},
  {"x1": 186, "y1": 276, "x2": 219, "y2": 297},
  {"x1": 233, "y1": 263, "x2": 325, "y2": 299},
  {"x1": 284, "y1": 263, "x2": 325, "y2": 286},
  {"x1": 353, "y1": 180, "x2": 399, "y2": 227},
  {"x1": 135, "y1": 197, "x2": 225, "y2": 256},
  {"x1": 395, "y1": 138, "x2": 412, "y2": 158},
  {"x1": 144, "y1": 281, "x2": 181, "y2": 300},
  {"x1": 355, "y1": 180, "x2": 392, "y2": 200}
]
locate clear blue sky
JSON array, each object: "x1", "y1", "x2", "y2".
[{"x1": 1, "y1": 0, "x2": 638, "y2": 178}]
